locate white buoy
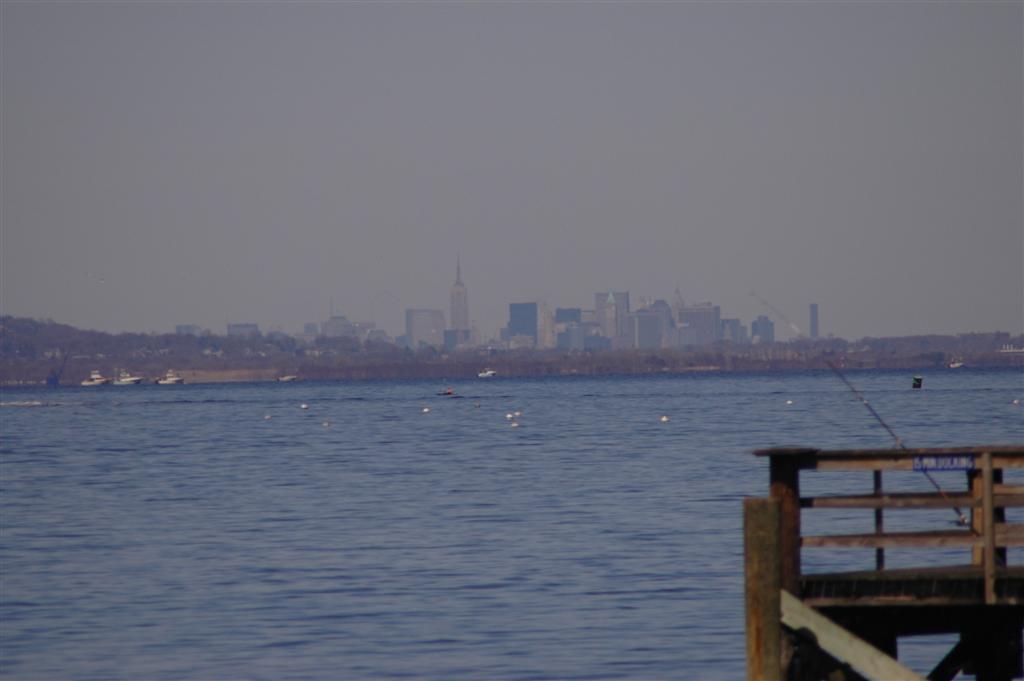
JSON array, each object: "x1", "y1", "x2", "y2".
[
  {"x1": 785, "y1": 400, "x2": 794, "y2": 405},
  {"x1": 514, "y1": 410, "x2": 522, "y2": 417},
  {"x1": 322, "y1": 420, "x2": 330, "y2": 428},
  {"x1": 300, "y1": 403, "x2": 309, "y2": 410},
  {"x1": 422, "y1": 407, "x2": 431, "y2": 413},
  {"x1": 510, "y1": 421, "x2": 520, "y2": 428},
  {"x1": 660, "y1": 415, "x2": 670, "y2": 423},
  {"x1": 505, "y1": 412, "x2": 514, "y2": 420},
  {"x1": 1013, "y1": 399, "x2": 1021, "y2": 406},
  {"x1": 264, "y1": 414, "x2": 272, "y2": 420}
]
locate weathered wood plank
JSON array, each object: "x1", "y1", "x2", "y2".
[
  {"x1": 874, "y1": 470, "x2": 885, "y2": 570},
  {"x1": 791, "y1": 457, "x2": 1024, "y2": 472},
  {"x1": 802, "y1": 493, "x2": 1024, "y2": 509},
  {"x1": 744, "y1": 498, "x2": 783, "y2": 681},
  {"x1": 804, "y1": 493, "x2": 972, "y2": 509},
  {"x1": 779, "y1": 590, "x2": 927, "y2": 681},
  {"x1": 756, "y1": 446, "x2": 1024, "y2": 473},
  {"x1": 769, "y1": 460, "x2": 801, "y2": 595},
  {"x1": 756, "y1": 445, "x2": 1024, "y2": 458},
  {"x1": 983, "y1": 452, "x2": 996, "y2": 605},
  {"x1": 802, "y1": 525, "x2": 1024, "y2": 549}
]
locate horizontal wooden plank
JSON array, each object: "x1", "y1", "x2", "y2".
[
  {"x1": 803, "y1": 530, "x2": 978, "y2": 548},
  {"x1": 755, "y1": 445, "x2": 1024, "y2": 458},
  {"x1": 995, "y1": 484, "x2": 1024, "y2": 495},
  {"x1": 779, "y1": 591, "x2": 927, "y2": 681},
  {"x1": 807, "y1": 457, "x2": 1023, "y2": 471},
  {"x1": 998, "y1": 523, "x2": 1024, "y2": 544},
  {"x1": 800, "y1": 565, "x2": 1024, "y2": 607},
  {"x1": 802, "y1": 524, "x2": 1024, "y2": 549},
  {"x1": 755, "y1": 446, "x2": 1024, "y2": 472},
  {"x1": 802, "y1": 564, "x2": 1024, "y2": 582},
  {"x1": 801, "y1": 493, "x2": 1024, "y2": 509}
]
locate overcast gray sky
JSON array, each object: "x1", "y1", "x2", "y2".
[{"x1": 2, "y1": 1, "x2": 1021, "y2": 340}]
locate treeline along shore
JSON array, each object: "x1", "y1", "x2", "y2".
[{"x1": 1, "y1": 316, "x2": 1021, "y2": 385}]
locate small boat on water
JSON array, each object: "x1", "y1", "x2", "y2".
[
  {"x1": 156, "y1": 370, "x2": 185, "y2": 385},
  {"x1": 81, "y1": 370, "x2": 112, "y2": 387},
  {"x1": 278, "y1": 375, "x2": 299, "y2": 382},
  {"x1": 948, "y1": 359, "x2": 964, "y2": 369},
  {"x1": 478, "y1": 369, "x2": 497, "y2": 378},
  {"x1": 113, "y1": 371, "x2": 145, "y2": 386}
]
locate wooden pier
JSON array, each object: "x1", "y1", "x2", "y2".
[{"x1": 744, "y1": 445, "x2": 1024, "y2": 681}]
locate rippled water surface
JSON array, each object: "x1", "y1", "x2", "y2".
[{"x1": 2, "y1": 369, "x2": 1022, "y2": 679}]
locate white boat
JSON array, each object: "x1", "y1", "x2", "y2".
[
  {"x1": 113, "y1": 371, "x2": 145, "y2": 386},
  {"x1": 478, "y1": 369, "x2": 497, "y2": 378},
  {"x1": 81, "y1": 370, "x2": 111, "y2": 387},
  {"x1": 948, "y1": 359, "x2": 964, "y2": 369},
  {"x1": 156, "y1": 370, "x2": 185, "y2": 385},
  {"x1": 278, "y1": 375, "x2": 298, "y2": 382}
]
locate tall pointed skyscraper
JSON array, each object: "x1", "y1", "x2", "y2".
[{"x1": 449, "y1": 256, "x2": 469, "y2": 335}]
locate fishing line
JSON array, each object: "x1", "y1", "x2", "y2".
[{"x1": 826, "y1": 361, "x2": 969, "y2": 526}]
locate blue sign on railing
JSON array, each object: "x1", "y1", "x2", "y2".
[{"x1": 913, "y1": 455, "x2": 976, "y2": 471}]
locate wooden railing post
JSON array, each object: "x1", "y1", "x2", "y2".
[
  {"x1": 745, "y1": 497, "x2": 782, "y2": 681},
  {"x1": 769, "y1": 456, "x2": 801, "y2": 594},
  {"x1": 874, "y1": 470, "x2": 885, "y2": 570},
  {"x1": 982, "y1": 451, "x2": 996, "y2": 605},
  {"x1": 969, "y1": 467, "x2": 983, "y2": 566}
]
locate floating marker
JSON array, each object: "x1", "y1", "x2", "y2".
[
  {"x1": 506, "y1": 412, "x2": 514, "y2": 420},
  {"x1": 660, "y1": 415, "x2": 670, "y2": 423},
  {"x1": 300, "y1": 403, "x2": 309, "y2": 410},
  {"x1": 322, "y1": 420, "x2": 330, "y2": 428},
  {"x1": 514, "y1": 410, "x2": 522, "y2": 417},
  {"x1": 785, "y1": 400, "x2": 794, "y2": 405},
  {"x1": 1013, "y1": 399, "x2": 1021, "y2": 406},
  {"x1": 422, "y1": 407, "x2": 431, "y2": 413},
  {"x1": 264, "y1": 414, "x2": 272, "y2": 420},
  {"x1": 510, "y1": 421, "x2": 520, "y2": 428}
]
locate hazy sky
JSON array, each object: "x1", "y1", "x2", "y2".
[{"x1": 3, "y1": 1, "x2": 1021, "y2": 340}]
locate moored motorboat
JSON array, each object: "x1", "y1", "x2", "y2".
[
  {"x1": 81, "y1": 370, "x2": 112, "y2": 387},
  {"x1": 113, "y1": 371, "x2": 144, "y2": 386},
  {"x1": 478, "y1": 369, "x2": 497, "y2": 378},
  {"x1": 156, "y1": 370, "x2": 185, "y2": 385},
  {"x1": 278, "y1": 375, "x2": 298, "y2": 382}
]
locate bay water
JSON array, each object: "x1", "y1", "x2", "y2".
[{"x1": 2, "y1": 368, "x2": 1021, "y2": 679}]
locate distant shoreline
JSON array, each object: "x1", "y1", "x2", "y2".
[
  {"x1": 2, "y1": 316, "x2": 1021, "y2": 386},
  {"x1": 2, "y1": 354, "x2": 1021, "y2": 387}
]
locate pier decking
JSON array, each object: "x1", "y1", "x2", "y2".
[{"x1": 744, "y1": 445, "x2": 1024, "y2": 681}]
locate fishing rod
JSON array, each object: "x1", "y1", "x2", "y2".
[
  {"x1": 825, "y1": 360, "x2": 968, "y2": 527},
  {"x1": 745, "y1": 284, "x2": 969, "y2": 525}
]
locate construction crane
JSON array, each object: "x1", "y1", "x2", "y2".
[{"x1": 749, "y1": 292, "x2": 804, "y2": 338}]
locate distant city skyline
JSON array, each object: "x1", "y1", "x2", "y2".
[{"x1": 3, "y1": 2, "x2": 1020, "y2": 340}]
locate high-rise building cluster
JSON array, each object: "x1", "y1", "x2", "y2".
[
  {"x1": 219, "y1": 260, "x2": 822, "y2": 352},
  {"x1": 499, "y1": 296, "x2": 784, "y2": 351}
]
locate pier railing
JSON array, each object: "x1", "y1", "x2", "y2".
[{"x1": 744, "y1": 445, "x2": 1024, "y2": 681}]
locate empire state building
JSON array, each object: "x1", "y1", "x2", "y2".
[{"x1": 449, "y1": 257, "x2": 470, "y2": 340}]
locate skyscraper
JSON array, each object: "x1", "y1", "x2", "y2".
[
  {"x1": 809, "y1": 303, "x2": 819, "y2": 339},
  {"x1": 630, "y1": 311, "x2": 663, "y2": 349},
  {"x1": 594, "y1": 292, "x2": 629, "y2": 342},
  {"x1": 679, "y1": 303, "x2": 721, "y2": 347},
  {"x1": 449, "y1": 257, "x2": 469, "y2": 333},
  {"x1": 751, "y1": 315, "x2": 775, "y2": 344},
  {"x1": 406, "y1": 309, "x2": 446, "y2": 349},
  {"x1": 508, "y1": 302, "x2": 538, "y2": 346}
]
